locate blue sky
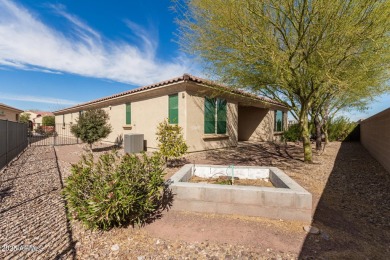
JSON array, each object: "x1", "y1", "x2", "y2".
[{"x1": 0, "y1": 0, "x2": 388, "y2": 120}]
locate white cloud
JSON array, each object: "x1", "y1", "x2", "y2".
[
  {"x1": 0, "y1": 93, "x2": 78, "y2": 105},
  {"x1": 0, "y1": 0, "x2": 194, "y2": 85}
]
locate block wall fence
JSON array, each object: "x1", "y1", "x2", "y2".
[{"x1": 360, "y1": 108, "x2": 390, "y2": 173}]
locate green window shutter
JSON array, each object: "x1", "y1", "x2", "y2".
[
  {"x1": 169, "y1": 94, "x2": 179, "y2": 124},
  {"x1": 204, "y1": 97, "x2": 216, "y2": 134},
  {"x1": 126, "y1": 103, "x2": 131, "y2": 124},
  {"x1": 216, "y1": 98, "x2": 227, "y2": 134}
]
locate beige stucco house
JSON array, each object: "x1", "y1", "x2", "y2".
[
  {"x1": 0, "y1": 103, "x2": 23, "y2": 122},
  {"x1": 53, "y1": 74, "x2": 288, "y2": 152},
  {"x1": 23, "y1": 111, "x2": 54, "y2": 130}
]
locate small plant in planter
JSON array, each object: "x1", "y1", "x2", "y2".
[{"x1": 62, "y1": 150, "x2": 171, "y2": 230}]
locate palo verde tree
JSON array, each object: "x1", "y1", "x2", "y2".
[
  {"x1": 71, "y1": 109, "x2": 112, "y2": 150},
  {"x1": 174, "y1": 0, "x2": 390, "y2": 162}
]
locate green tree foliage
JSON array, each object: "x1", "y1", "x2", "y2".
[
  {"x1": 19, "y1": 113, "x2": 30, "y2": 123},
  {"x1": 156, "y1": 119, "x2": 188, "y2": 165},
  {"x1": 70, "y1": 109, "x2": 112, "y2": 149},
  {"x1": 283, "y1": 124, "x2": 301, "y2": 142},
  {"x1": 42, "y1": 115, "x2": 55, "y2": 126},
  {"x1": 63, "y1": 151, "x2": 168, "y2": 230},
  {"x1": 174, "y1": 0, "x2": 390, "y2": 162},
  {"x1": 328, "y1": 116, "x2": 357, "y2": 142}
]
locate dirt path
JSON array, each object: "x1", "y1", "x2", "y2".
[{"x1": 0, "y1": 146, "x2": 74, "y2": 259}]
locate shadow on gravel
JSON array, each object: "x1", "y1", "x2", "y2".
[
  {"x1": 196, "y1": 141, "x2": 304, "y2": 171},
  {"x1": 299, "y1": 142, "x2": 390, "y2": 259},
  {"x1": 0, "y1": 146, "x2": 76, "y2": 259}
]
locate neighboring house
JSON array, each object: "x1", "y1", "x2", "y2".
[
  {"x1": 23, "y1": 111, "x2": 54, "y2": 130},
  {"x1": 53, "y1": 74, "x2": 288, "y2": 152},
  {"x1": 0, "y1": 103, "x2": 23, "y2": 122}
]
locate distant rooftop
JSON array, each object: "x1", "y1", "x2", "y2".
[{"x1": 0, "y1": 103, "x2": 24, "y2": 113}]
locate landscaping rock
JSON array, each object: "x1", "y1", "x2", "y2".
[
  {"x1": 111, "y1": 244, "x2": 119, "y2": 251},
  {"x1": 303, "y1": 225, "x2": 320, "y2": 234}
]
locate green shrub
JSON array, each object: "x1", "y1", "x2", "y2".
[
  {"x1": 156, "y1": 119, "x2": 188, "y2": 164},
  {"x1": 70, "y1": 109, "x2": 112, "y2": 149},
  {"x1": 42, "y1": 115, "x2": 55, "y2": 126},
  {"x1": 63, "y1": 151, "x2": 168, "y2": 230},
  {"x1": 328, "y1": 116, "x2": 357, "y2": 141},
  {"x1": 282, "y1": 124, "x2": 301, "y2": 142}
]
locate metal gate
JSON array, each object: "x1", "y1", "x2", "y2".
[{"x1": 29, "y1": 123, "x2": 79, "y2": 146}]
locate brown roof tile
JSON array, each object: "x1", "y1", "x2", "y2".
[{"x1": 53, "y1": 74, "x2": 287, "y2": 114}]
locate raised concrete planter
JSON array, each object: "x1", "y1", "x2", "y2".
[{"x1": 169, "y1": 164, "x2": 312, "y2": 222}]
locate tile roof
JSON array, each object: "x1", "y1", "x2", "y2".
[
  {"x1": 25, "y1": 111, "x2": 54, "y2": 117},
  {"x1": 53, "y1": 74, "x2": 287, "y2": 114},
  {"x1": 0, "y1": 103, "x2": 24, "y2": 113}
]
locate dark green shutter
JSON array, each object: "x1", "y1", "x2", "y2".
[
  {"x1": 126, "y1": 103, "x2": 131, "y2": 124},
  {"x1": 204, "y1": 97, "x2": 216, "y2": 134},
  {"x1": 169, "y1": 94, "x2": 178, "y2": 124},
  {"x1": 216, "y1": 98, "x2": 227, "y2": 134}
]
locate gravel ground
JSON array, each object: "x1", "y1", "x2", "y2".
[
  {"x1": 1, "y1": 141, "x2": 389, "y2": 259},
  {"x1": 0, "y1": 146, "x2": 74, "y2": 259}
]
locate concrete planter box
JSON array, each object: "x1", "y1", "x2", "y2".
[{"x1": 169, "y1": 164, "x2": 312, "y2": 222}]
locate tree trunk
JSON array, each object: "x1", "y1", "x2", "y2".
[
  {"x1": 300, "y1": 112, "x2": 313, "y2": 163},
  {"x1": 323, "y1": 122, "x2": 329, "y2": 144},
  {"x1": 321, "y1": 104, "x2": 330, "y2": 145},
  {"x1": 314, "y1": 114, "x2": 322, "y2": 151}
]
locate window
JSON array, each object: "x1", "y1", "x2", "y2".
[
  {"x1": 126, "y1": 103, "x2": 131, "y2": 124},
  {"x1": 204, "y1": 97, "x2": 227, "y2": 134},
  {"x1": 169, "y1": 94, "x2": 178, "y2": 124},
  {"x1": 274, "y1": 110, "x2": 284, "y2": 132}
]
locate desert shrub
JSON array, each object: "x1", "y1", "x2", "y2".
[
  {"x1": 63, "y1": 151, "x2": 167, "y2": 230},
  {"x1": 156, "y1": 119, "x2": 188, "y2": 164},
  {"x1": 42, "y1": 115, "x2": 55, "y2": 126},
  {"x1": 19, "y1": 113, "x2": 30, "y2": 124},
  {"x1": 328, "y1": 116, "x2": 357, "y2": 141},
  {"x1": 282, "y1": 124, "x2": 301, "y2": 142},
  {"x1": 70, "y1": 109, "x2": 112, "y2": 149},
  {"x1": 35, "y1": 126, "x2": 45, "y2": 135}
]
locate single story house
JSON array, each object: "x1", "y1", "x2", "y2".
[
  {"x1": 23, "y1": 111, "x2": 55, "y2": 130},
  {"x1": 0, "y1": 103, "x2": 23, "y2": 122},
  {"x1": 53, "y1": 74, "x2": 288, "y2": 152}
]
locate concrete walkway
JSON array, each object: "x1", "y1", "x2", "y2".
[{"x1": 0, "y1": 146, "x2": 75, "y2": 259}]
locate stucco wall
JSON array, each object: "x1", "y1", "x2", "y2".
[
  {"x1": 185, "y1": 92, "x2": 238, "y2": 152},
  {"x1": 56, "y1": 91, "x2": 187, "y2": 150},
  {"x1": 238, "y1": 106, "x2": 273, "y2": 141},
  {"x1": 106, "y1": 91, "x2": 186, "y2": 149},
  {"x1": 360, "y1": 108, "x2": 390, "y2": 173},
  {"x1": 0, "y1": 108, "x2": 19, "y2": 122},
  {"x1": 54, "y1": 81, "x2": 287, "y2": 152}
]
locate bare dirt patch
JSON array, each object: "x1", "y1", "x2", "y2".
[{"x1": 189, "y1": 175, "x2": 275, "y2": 187}]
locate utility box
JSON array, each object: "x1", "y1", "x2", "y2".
[{"x1": 124, "y1": 134, "x2": 144, "y2": 153}]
